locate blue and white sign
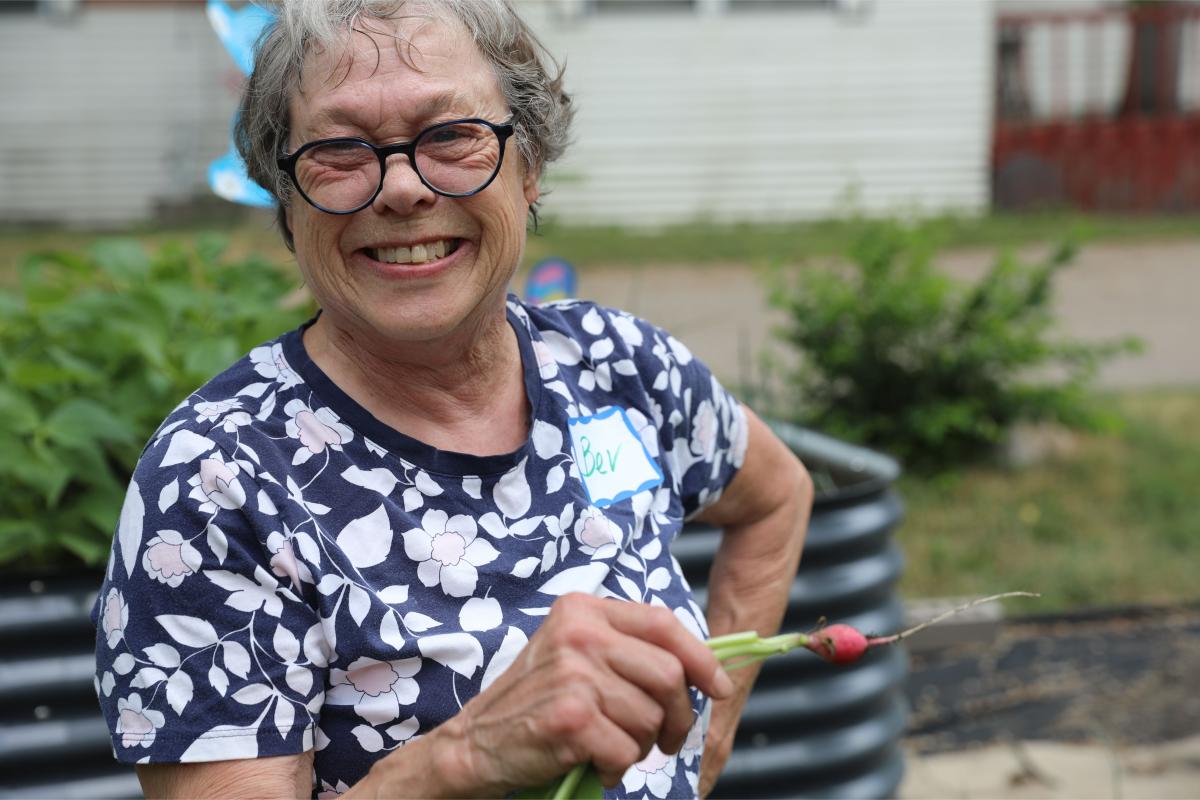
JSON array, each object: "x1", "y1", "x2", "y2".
[{"x1": 524, "y1": 258, "x2": 577, "y2": 305}]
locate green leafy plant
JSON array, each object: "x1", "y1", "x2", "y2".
[
  {"x1": 0, "y1": 236, "x2": 310, "y2": 569},
  {"x1": 767, "y1": 219, "x2": 1141, "y2": 469}
]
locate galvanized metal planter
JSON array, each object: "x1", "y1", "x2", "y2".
[
  {"x1": 0, "y1": 423, "x2": 905, "y2": 800},
  {"x1": 0, "y1": 571, "x2": 141, "y2": 799},
  {"x1": 676, "y1": 422, "x2": 908, "y2": 799}
]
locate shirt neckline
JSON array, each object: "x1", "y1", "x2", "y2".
[{"x1": 281, "y1": 297, "x2": 548, "y2": 477}]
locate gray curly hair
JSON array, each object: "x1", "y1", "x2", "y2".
[{"x1": 235, "y1": 0, "x2": 573, "y2": 251}]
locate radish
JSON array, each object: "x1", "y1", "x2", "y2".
[{"x1": 520, "y1": 592, "x2": 1038, "y2": 799}]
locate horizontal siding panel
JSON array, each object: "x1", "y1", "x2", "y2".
[
  {"x1": 1, "y1": 1, "x2": 992, "y2": 226},
  {"x1": 0, "y1": 5, "x2": 236, "y2": 225},
  {"x1": 533, "y1": 0, "x2": 992, "y2": 225}
]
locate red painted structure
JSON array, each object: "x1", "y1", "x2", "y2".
[{"x1": 993, "y1": 4, "x2": 1200, "y2": 212}]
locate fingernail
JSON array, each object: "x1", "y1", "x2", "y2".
[{"x1": 712, "y1": 666, "x2": 734, "y2": 698}]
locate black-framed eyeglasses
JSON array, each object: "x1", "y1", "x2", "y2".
[{"x1": 276, "y1": 118, "x2": 515, "y2": 215}]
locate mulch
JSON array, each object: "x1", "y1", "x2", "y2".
[{"x1": 903, "y1": 604, "x2": 1200, "y2": 754}]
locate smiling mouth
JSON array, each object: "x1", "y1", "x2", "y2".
[{"x1": 366, "y1": 238, "x2": 462, "y2": 265}]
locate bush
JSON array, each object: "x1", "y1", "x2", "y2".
[
  {"x1": 768, "y1": 219, "x2": 1141, "y2": 470},
  {"x1": 0, "y1": 236, "x2": 311, "y2": 569}
]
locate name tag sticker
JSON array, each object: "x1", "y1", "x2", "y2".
[{"x1": 568, "y1": 407, "x2": 663, "y2": 508}]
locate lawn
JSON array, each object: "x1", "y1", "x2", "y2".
[{"x1": 897, "y1": 389, "x2": 1200, "y2": 613}]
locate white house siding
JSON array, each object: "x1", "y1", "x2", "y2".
[
  {"x1": 0, "y1": 4, "x2": 235, "y2": 227},
  {"x1": 528, "y1": 0, "x2": 993, "y2": 226},
  {"x1": 0, "y1": 0, "x2": 991, "y2": 228}
]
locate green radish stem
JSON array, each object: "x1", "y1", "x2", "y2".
[{"x1": 523, "y1": 591, "x2": 1039, "y2": 799}]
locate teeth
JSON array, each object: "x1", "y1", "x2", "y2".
[{"x1": 372, "y1": 239, "x2": 454, "y2": 265}]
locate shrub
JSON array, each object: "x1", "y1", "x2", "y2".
[
  {"x1": 0, "y1": 236, "x2": 311, "y2": 569},
  {"x1": 768, "y1": 219, "x2": 1141, "y2": 470}
]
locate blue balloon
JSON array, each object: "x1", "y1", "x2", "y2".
[
  {"x1": 206, "y1": 0, "x2": 275, "y2": 77},
  {"x1": 209, "y1": 149, "x2": 276, "y2": 208},
  {"x1": 206, "y1": 1, "x2": 278, "y2": 208}
]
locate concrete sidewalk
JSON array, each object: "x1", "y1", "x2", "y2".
[{"x1": 900, "y1": 736, "x2": 1200, "y2": 800}]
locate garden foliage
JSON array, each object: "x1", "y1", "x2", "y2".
[
  {"x1": 0, "y1": 236, "x2": 310, "y2": 568},
  {"x1": 769, "y1": 220, "x2": 1140, "y2": 469}
]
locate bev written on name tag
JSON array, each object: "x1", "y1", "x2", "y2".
[{"x1": 568, "y1": 407, "x2": 664, "y2": 508}]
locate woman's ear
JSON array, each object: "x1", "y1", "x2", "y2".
[{"x1": 523, "y1": 167, "x2": 541, "y2": 207}]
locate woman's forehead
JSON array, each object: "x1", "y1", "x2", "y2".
[{"x1": 294, "y1": 14, "x2": 498, "y2": 113}]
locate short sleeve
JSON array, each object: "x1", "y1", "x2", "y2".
[
  {"x1": 616, "y1": 311, "x2": 749, "y2": 518},
  {"x1": 91, "y1": 428, "x2": 325, "y2": 766}
]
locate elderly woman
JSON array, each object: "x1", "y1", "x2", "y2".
[{"x1": 92, "y1": 1, "x2": 811, "y2": 797}]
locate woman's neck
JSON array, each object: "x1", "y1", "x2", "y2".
[{"x1": 302, "y1": 307, "x2": 530, "y2": 457}]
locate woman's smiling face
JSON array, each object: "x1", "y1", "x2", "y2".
[{"x1": 285, "y1": 13, "x2": 539, "y2": 347}]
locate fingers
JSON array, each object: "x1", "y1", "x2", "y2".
[
  {"x1": 593, "y1": 668, "x2": 664, "y2": 756},
  {"x1": 551, "y1": 595, "x2": 730, "y2": 754},
  {"x1": 544, "y1": 690, "x2": 644, "y2": 789},
  {"x1": 606, "y1": 642, "x2": 695, "y2": 754},
  {"x1": 600, "y1": 598, "x2": 735, "y2": 701},
  {"x1": 458, "y1": 594, "x2": 723, "y2": 793}
]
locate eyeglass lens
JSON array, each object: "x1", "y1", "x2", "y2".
[{"x1": 293, "y1": 122, "x2": 503, "y2": 212}]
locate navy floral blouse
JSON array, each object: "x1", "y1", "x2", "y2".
[{"x1": 92, "y1": 296, "x2": 748, "y2": 798}]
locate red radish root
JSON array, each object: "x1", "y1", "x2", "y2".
[
  {"x1": 805, "y1": 623, "x2": 870, "y2": 664},
  {"x1": 804, "y1": 591, "x2": 1040, "y2": 665}
]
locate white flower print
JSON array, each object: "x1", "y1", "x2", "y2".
[
  {"x1": 101, "y1": 587, "x2": 128, "y2": 648},
  {"x1": 327, "y1": 656, "x2": 421, "y2": 724},
  {"x1": 401, "y1": 510, "x2": 499, "y2": 598},
  {"x1": 624, "y1": 407, "x2": 660, "y2": 458},
  {"x1": 266, "y1": 530, "x2": 312, "y2": 587},
  {"x1": 141, "y1": 530, "x2": 202, "y2": 587},
  {"x1": 116, "y1": 693, "x2": 164, "y2": 749},
  {"x1": 680, "y1": 702, "x2": 710, "y2": 769},
  {"x1": 285, "y1": 475, "x2": 331, "y2": 517},
  {"x1": 666, "y1": 334, "x2": 694, "y2": 365},
  {"x1": 317, "y1": 780, "x2": 351, "y2": 799},
  {"x1": 690, "y1": 399, "x2": 719, "y2": 461},
  {"x1": 573, "y1": 507, "x2": 622, "y2": 559},
  {"x1": 192, "y1": 398, "x2": 241, "y2": 424},
  {"x1": 728, "y1": 404, "x2": 749, "y2": 468},
  {"x1": 187, "y1": 453, "x2": 247, "y2": 513},
  {"x1": 284, "y1": 399, "x2": 353, "y2": 465},
  {"x1": 621, "y1": 744, "x2": 677, "y2": 797},
  {"x1": 220, "y1": 411, "x2": 253, "y2": 434},
  {"x1": 531, "y1": 338, "x2": 558, "y2": 379},
  {"x1": 249, "y1": 342, "x2": 301, "y2": 389},
  {"x1": 610, "y1": 313, "x2": 644, "y2": 348},
  {"x1": 650, "y1": 338, "x2": 673, "y2": 370},
  {"x1": 681, "y1": 703, "x2": 710, "y2": 795}
]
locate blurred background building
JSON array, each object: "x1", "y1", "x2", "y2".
[{"x1": 1, "y1": 0, "x2": 1198, "y2": 227}]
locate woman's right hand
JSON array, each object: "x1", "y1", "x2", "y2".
[{"x1": 413, "y1": 592, "x2": 735, "y2": 796}]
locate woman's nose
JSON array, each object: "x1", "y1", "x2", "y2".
[{"x1": 371, "y1": 153, "x2": 437, "y2": 215}]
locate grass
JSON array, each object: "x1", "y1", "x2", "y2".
[
  {"x1": 525, "y1": 210, "x2": 1200, "y2": 268},
  {"x1": 5, "y1": 210, "x2": 1200, "y2": 282},
  {"x1": 897, "y1": 389, "x2": 1200, "y2": 613}
]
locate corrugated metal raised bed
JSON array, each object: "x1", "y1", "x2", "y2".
[
  {"x1": 676, "y1": 422, "x2": 908, "y2": 799},
  {"x1": 0, "y1": 573, "x2": 141, "y2": 799}
]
